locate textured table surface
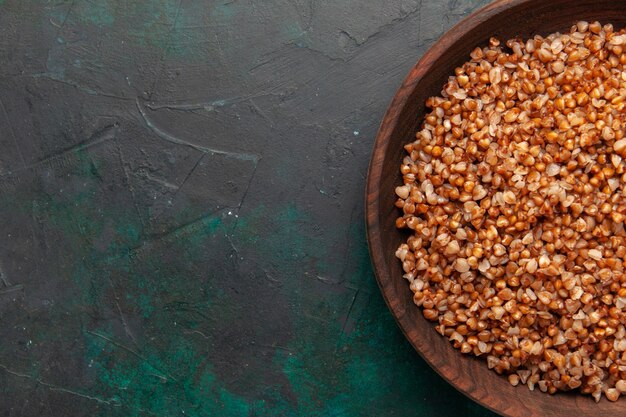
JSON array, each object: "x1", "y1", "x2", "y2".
[{"x1": 0, "y1": 0, "x2": 500, "y2": 415}]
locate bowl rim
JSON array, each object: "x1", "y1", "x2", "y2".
[{"x1": 365, "y1": 0, "x2": 551, "y2": 415}]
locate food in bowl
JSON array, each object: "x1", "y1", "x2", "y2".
[{"x1": 395, "y1": 21, "x2": 626, "y2": 402}]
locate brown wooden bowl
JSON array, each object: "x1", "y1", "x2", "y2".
[{"x1": 365, "y1": 0, "x2": 626, "y2": 415}]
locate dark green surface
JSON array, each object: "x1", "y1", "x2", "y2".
[{"x1": 0, "y1": 0, "x2": 499, "y2": 415}]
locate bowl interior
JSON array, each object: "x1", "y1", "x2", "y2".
[{"x1": 367, "y1": 1, "x2": 626, "y2": 416}]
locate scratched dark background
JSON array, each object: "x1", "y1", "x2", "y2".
[{"x1": 0, "y1": 0, "x2": 499, "y2": 415}]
